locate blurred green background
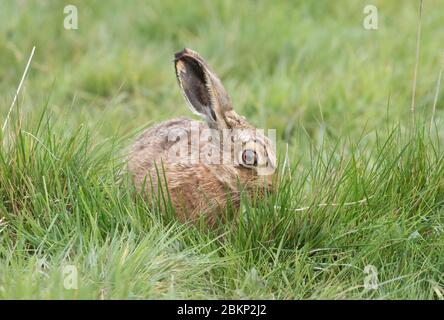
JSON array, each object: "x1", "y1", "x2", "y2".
[{"x1": 1, "y1": 0, "x2": 443, "y2": 144}]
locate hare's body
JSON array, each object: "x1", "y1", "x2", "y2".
[
  {"x1": 128, "y1": 48, "x2": 276, "y2": 224},
  {"x1": 129, "y1": 118, "x2": 245, "y2": 222}
]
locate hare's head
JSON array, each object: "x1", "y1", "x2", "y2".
[{"x1": 174, "y1": 48, "x2": 276, "y2": 191}]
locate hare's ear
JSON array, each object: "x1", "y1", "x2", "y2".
[{"x1": 175, "y1": 48, "x2": 233, "y2": 129}]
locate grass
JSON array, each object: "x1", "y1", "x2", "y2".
[{"x1": 0, "y1": 0, "x2": 443, "y2": 299}]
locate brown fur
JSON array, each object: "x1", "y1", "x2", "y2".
[{"x1": 128, "y1": 48, "x2": 276, "y2": 225}]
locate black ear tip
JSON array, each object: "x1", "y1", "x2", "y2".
[{"x1": 174, "y1": 48, "x2": 193, "y2": 61}]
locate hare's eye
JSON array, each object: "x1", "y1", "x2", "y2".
[{"x1": 242, "y1": 149, "x2": 257, "y2": 166}]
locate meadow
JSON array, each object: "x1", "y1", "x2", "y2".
[{"x1": 0, "y1": 0, "x2": 443, "y2": 299}]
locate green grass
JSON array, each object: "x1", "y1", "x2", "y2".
[{"x1": 0, "y1": 0, "x2": 443, "y2": 299}]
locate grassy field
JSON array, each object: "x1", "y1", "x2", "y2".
[{"x1": 0, "y1": 0, "x2": 443, "y2": 299}]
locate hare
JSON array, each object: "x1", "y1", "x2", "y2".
[{"x1": 128, "y1": 48, "x2": 276, "y2": 225}]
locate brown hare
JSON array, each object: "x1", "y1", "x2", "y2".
[{"x1": 128, "y1": 48, "x2": 276, "y2": 225}]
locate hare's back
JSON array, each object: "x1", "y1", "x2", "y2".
[{"x1": 128, "y1": 117, "x2": 205, "y2": 176}]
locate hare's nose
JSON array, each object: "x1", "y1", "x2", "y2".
[
  {"x1": 259, "y1": 174, "x2": 274, "y2": 190},
  {"x1": 268, "y1": 175, "x2": 275, "y2": 188}
]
